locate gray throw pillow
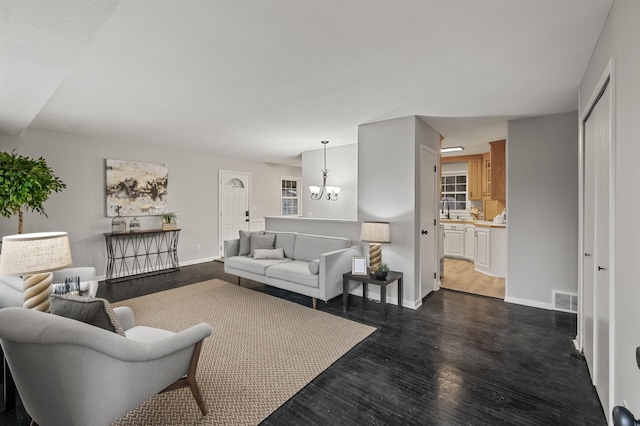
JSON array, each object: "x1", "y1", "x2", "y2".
[
  {"x1": 239, "y1": 230, "x2": 264, "y2": 256},
  {"x1": 308, "y1": 259, "x2": 320, "y2": 275},
  {"x1": 50, "y1": 294, "x2": 126, "y2": 336},
  {"x1": 253, "y1": 248, "x2": 285, "y2": 260},
  {"x1": 249, "y1": 233, "x2": 276, "y2": 257}
]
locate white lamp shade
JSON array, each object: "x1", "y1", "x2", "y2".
[
  {"x1": 309, "y1": 185, "x2": 321, "y2": 195},
  {"x1": 0, "y1": 232, "x2": 73, "y2": 275},
  {"x1": 360, "y1": 221, "x2": 391, "y2": 243}
]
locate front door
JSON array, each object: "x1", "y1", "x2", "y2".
[{"x1": 219, "y1": 171, "x2": 251, "y2": 254}]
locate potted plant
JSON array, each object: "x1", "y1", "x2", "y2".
[
  {"x1": 0, "y1": 150, "x2": 66, "y2": 234},
  {"x1": 375, "y1": 263, "x2": 390, "y2": 280},
  {"x1": 161, "y1": 212, "x2": 178, "y2": 230}
]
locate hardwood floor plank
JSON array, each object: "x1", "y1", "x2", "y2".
[{"x1": 1, "y1": 261, "x2": 605, "y2": 425}]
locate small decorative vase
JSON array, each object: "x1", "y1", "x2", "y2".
[
  {"x1": 375, "y1": 270, "x2": 388, "y2": 280},
  {"x1": 129, "y1": 216, "x2": 141, "y2": 232},
  {"x1": 111, "y1": 214, "x2": 126, "y2": 233}
]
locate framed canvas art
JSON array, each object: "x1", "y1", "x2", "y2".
[{"x1": 105, "y1": 159, "x2": 168, "y2": 217}]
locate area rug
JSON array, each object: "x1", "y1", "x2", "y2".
[{"x1": 112, "y1": 279, "x2": 375, "y2": 425}]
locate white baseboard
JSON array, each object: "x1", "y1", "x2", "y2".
[{"x1": 504, "y1": 295, "x2": 553, "y2": 310}]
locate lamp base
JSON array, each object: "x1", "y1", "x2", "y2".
[
  {"x1": 369, "y1": 243, "x2": 382, "y2": 272},
  {"x1": 23, "y1": 272, "x2": 53, "y2": 312}
]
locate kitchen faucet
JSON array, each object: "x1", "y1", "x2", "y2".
[{"x1": 442, "y1": 198, "x2": 451, "y2": 219}]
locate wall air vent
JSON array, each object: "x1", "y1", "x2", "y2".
[{"x1": 552, "y1": 291, "x2": 578, "y2": 313}]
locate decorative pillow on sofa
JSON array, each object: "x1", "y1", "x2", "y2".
[
  {"x1": 52, "y1": 275, "x2": 81, "y2": 296},
  {"x1": 239, "y1": 230, "x2": 265, "y2": 256},
  {"x1": 308, "y1": 259, "x2": 320, "y2": 275},
  {"x1": 249, "y1": 234, "x2": 276, "y2": 257},
  {"x1": 253, "y1": 248, "x2": 285, "y2": 260},
  {"x1": 50, "y1": 294, "x2": 126, "y2": 336}
]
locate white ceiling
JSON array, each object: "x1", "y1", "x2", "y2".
[{"x1": 1, "y1": 0, "x2": 612, "y2": 165}]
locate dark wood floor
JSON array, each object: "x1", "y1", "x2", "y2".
[{"x1": 1, "y1": 261, "x2": 606, "y2": 425}]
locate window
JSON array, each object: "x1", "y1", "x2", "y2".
[
  {"x1": 281, "y1": 177, "x2": 301, "y2": 216},
  {"x1": 441, "y1": 173, "x2": 467, "y2": 210}
]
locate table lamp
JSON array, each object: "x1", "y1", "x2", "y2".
[
  {"x1": 0, "y1": 232, "x2": 73, "y2": 312},
  {"x1": 360, "y1": 221, "x2": 390, "y2": 273}
]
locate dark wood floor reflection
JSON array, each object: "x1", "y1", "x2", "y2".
[{"x1": 1, "y1": 261, "x2": 605, "y2": 425}]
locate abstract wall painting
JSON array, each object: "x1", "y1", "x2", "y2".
[{"x1": 105, "y1": 159, "x2": 168, "y2": 217}]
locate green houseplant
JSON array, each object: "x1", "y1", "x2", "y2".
[
  {"x1": 161, "y1": 211, "x2": 178, "y2": 229},
  {"x1": 0, "y1": 150, "x2": 66, "y2": 234},
  {"x1": 375, "y1": 262, "x2": 389, "y2": 280}
]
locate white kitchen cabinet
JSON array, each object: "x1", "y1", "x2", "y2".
[
  {"x1": 443, "y1": 223, "x2": 464, "y2": 258},
  {"x1": 474, "y1": 226, "x2": 491, "y2": 274},
  {"x1": 464, "y1": 224, "x2": 475, "y2": 261}
]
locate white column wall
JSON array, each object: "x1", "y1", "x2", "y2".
[{"x1": 357, "y1": 116, "x2": 440, "y2": 308}]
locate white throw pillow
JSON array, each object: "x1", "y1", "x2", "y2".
[{"x1": 253, "y1": 248, "x2": 285, "y2": 260}]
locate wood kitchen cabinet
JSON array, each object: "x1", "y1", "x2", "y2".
[
  {"x1": 482, "y1": 152, "x2": 491, "y2": 200},
  {"x1": 467, "y1": 156, "x2": 482, "y2": 200},
  {"x1": 490, "y1": 140, "x2": 506, "y2": 201}
]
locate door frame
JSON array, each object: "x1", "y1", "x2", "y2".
[
  {"x1": 577, "y1": 57, "x2": 616, "y2": 414},
  {"x1": 420, "y1": 144, "x2": 440, "y2": 300},
  {"x1": 218, "y1": 170, "x2": 252, "y2": 255}
]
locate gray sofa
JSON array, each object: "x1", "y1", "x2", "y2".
[{"x1": 224, "y1": 231, "x2": 362, "y2": 308}]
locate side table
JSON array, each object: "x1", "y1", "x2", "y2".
[{"x1": 343, "y1": 271, "x2": 403, "y2": 320}]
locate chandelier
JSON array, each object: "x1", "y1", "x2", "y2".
[{"x1": 309, "y1": 140, "x2": 341, "y2": 201}]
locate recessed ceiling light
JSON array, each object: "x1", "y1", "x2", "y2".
[{"x1": 441, "y1": 146, "x2": 464, "y2": 153}]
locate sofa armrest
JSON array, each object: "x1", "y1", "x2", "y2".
[
  {"x1": 113, "y1": 306, "x2": 136, "y2": 331},
  {"x1": 224, "y1": 239, "x2": 240, "y2": 258},
  {"x1": 318, "y1": 245, "x2": 363, "y2": 301}
]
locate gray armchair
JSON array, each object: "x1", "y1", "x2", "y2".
[{"x1": 0, "y1": 306, "x2": 212, "y2": 426}]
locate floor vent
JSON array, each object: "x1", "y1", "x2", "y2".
[{"x1": 553, "y1": 291, "x2": 578, "y2": 313}]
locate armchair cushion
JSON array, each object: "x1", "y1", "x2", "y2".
[{"x1": 50, "y1": 294, "x2": 126, "y2": 336}]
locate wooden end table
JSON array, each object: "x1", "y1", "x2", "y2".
[{"x1": 343, "y1": 271, "x2": 403, "y2": 320}]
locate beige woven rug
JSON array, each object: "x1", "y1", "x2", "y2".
[{"x1": 112, "y1": 279, "x2": 375, "y2": 425}]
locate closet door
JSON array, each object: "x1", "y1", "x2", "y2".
[{"x1": 583, "y1": 79, "x2": 612, "y2": 417}]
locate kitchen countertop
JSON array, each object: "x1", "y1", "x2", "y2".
[{"x1": 440, "y1": 219, "x2": 506, "y2": 228}]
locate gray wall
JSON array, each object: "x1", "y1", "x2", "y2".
[
  {"x1": 579, "y1": 0, "x2": 640, "y2": 414},
  {"x1": 0, "y1": 128, "x2": 301, "y2": 277},
  {"x1": 301, "y1": 143, "x2": 357, "y2": 220},
  {"x1": 506, "y1": 112, "x2": 578, "y2": 306}
]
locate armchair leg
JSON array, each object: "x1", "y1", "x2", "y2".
[
  {"x1": 160, "y1": 340, "x2": 207, "y2": 416},
  {"x1": 312, "y1": 297, "x2": 317, "y2": 309}
]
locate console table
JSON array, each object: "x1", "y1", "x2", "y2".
[{"x1": 104, "y1": 229, "x2": 180, "y2": 283}]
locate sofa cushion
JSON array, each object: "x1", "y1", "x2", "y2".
[
  {"x1": 308, "y1": 259, "x2": 320, "y2": 275},
  {"x1": 266, "y1": 231, "x2": 297, "y2": 259},
  {"x1": 239, "y1": 230, "x2": 264, "y2": 256},
  {"x1": 50, "y1": 294, "x2": 126, "y2": 336},
  {"x1": 253, "y1": 248, "x2": 285, "y2": 260},
  {"x1": 292, "y1": 234, "x2": 351, "y2": 262},
  {"x1": 225, "y1": 255, "x2": 292, "y2": 275},
  {"x1": 249, "y1": 234, "x2": 276, "y2": 257},
  {"x1": 265, "y1": 260, "x2": 319, "y2": 288}
]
